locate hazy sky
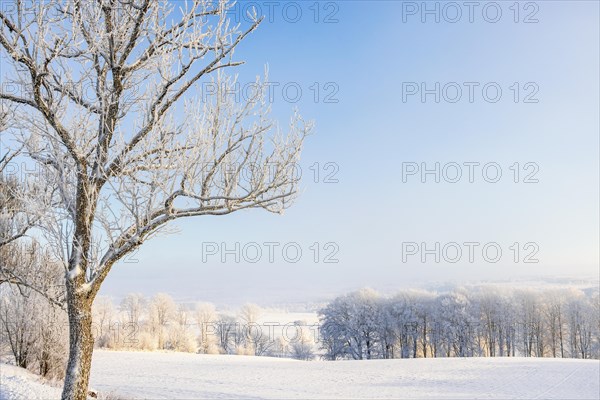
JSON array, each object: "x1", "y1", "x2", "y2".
[{"x1": 5, "y1": 1, "x2": 598, "y2": 305}]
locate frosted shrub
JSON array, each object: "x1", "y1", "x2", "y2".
[
  {"x1": 168, "y1": 326, "x2": 197, "y2": 353},
  {"x1": 137, "y1": 332, "x2": 159, "y2": 352},
  {"x1": 235, "y1": 344, "x2": 254, "y2": 356}
]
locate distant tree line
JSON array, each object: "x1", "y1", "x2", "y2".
[
  {"x1": 90, "y1": 294, "x2": 317, "y2": 361},
  {"x1": 2, "y1": 241, "x2": 597, "y2": 383},
  {"x1": 319, "y1": 288, "x2": 600, "y2": 360}
]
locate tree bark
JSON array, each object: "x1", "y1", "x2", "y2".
[{"x1": 61, "y1": 286, "x2": 94, "y2": 400}]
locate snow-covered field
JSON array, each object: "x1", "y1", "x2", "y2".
[{"x1": 2, "y1": 350, "x2": 599, "y2": 399}]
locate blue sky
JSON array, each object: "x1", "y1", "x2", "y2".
[
  {"x1": 97, "y1": 1, "x2": 599, "y2": 305},
  {"x1": 3, "y1": 1, "x2": 598, "y2": 305}
]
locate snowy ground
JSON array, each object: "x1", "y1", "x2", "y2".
[
  {"x1": 2, "y1": 350, "x2": 599, "y2": 399},
  {"x1": 0, "y1": 364, "x2": 62, "y2": 400}
]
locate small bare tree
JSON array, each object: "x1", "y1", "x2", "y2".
[
  {"x1": 195, "y1": 301, "x2": 219, "y2": 353},
  {"x1": 239, "y1": 302, "x2": 262, "y2": 325},
  {"x1": 149, "y1": 292, "x2": 176, "y2": 349},
  {"x1": 0, "y1": 1, "x2": 311, "y2": 398},
  {"x1": 92, "y1": 295, "x2": 115, "y2": 347},
  {"x1": 0, "y1": 244, "x2": 67, "y2": 377}
]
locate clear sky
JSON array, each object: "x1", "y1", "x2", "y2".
[
  {"x1": 96, "y1": 0, "x2": 599, "y2": 305},
  {"x1": 4, "y1": 1, "x2": 598, "y2": 305}
]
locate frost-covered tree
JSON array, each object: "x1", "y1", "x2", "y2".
[
  {"x1": 472, "y1": 288, "x2": 506, "y2": 357},
  {"x1": 215, "y1": 314, "x2": 238, "y2": 354},
  {"x1": 320, "y1": 289, "x2": 382, "y2": 360},
  {"x1": 566, "y1": 294, "x2": 596, "y2": 359},
  {"x1": 435, "y1": 292, "x2": 473, "y2": 357},
  {"x1": 0, "y1": 287, "x2": 37, "y2": 368},
  {"x1": 543, "y1": 289, "x2": 568, "y2": 358},
  {"x1": 516, "y1": 290, "x2": 546, "y2": 357},
  {"x1": 0, "y1": 246, "x2": 67, "y2": 378},
  {"x1": 92, "y1": 296, "x2": 116, "y2": 347},
  {"x1": 387, "y1": 292, "x2": 416, "y2": 359},
  {"x1": 0, "y1": 1, "x2": 310, "y2": 397},
  {"x1": 149, "y1": 293, "x2": 176, "y2": 349},
  {"x1": 239, "y1": 303, "x2": 262, "y2": 325},
  {"x1": 290, "y1": 327, "x2": 316, "y2": 361},
  {"x1": 413, "y1": 291, "x2": 436, "y2": 358},
  {"x1": 0, "y1": 165, "x2": 67, "y2": 374},
  {"x1": 374, "y1": 298, "x2": 396, "y2": 359},
  {"x1": 238, "y1": 303, "x2": 266, "y2": 355},
  {"x1": 195, "y1": 302, "x2": 219, "y2": 354},
  {"x1": 120, "y1": 293, "x2": 146, "y2": 327},
  {"x1": 167, "y1": 304, "x2": 196, "y2": 352}
]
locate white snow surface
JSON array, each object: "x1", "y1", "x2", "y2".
[
  {"x1": 2, "y1": 350, "x2": 599, "y2": 399},
  {"x1": 0, "y1": 363, "x2": 62, "y2": 400}
]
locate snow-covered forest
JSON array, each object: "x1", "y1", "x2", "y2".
[{"x1": 320, "y1": 288, "x2": 600, "y2": 360}]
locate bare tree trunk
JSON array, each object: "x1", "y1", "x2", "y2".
[
  {"x1": 422, "y1": 321, "x2": 427, "y2": 358},
  {"x1": 61, "y1": 286, "x2": 94, "y2": 400},
  {"x1": 558, "y1": 314, "x2": 565, "y2": 358}
]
